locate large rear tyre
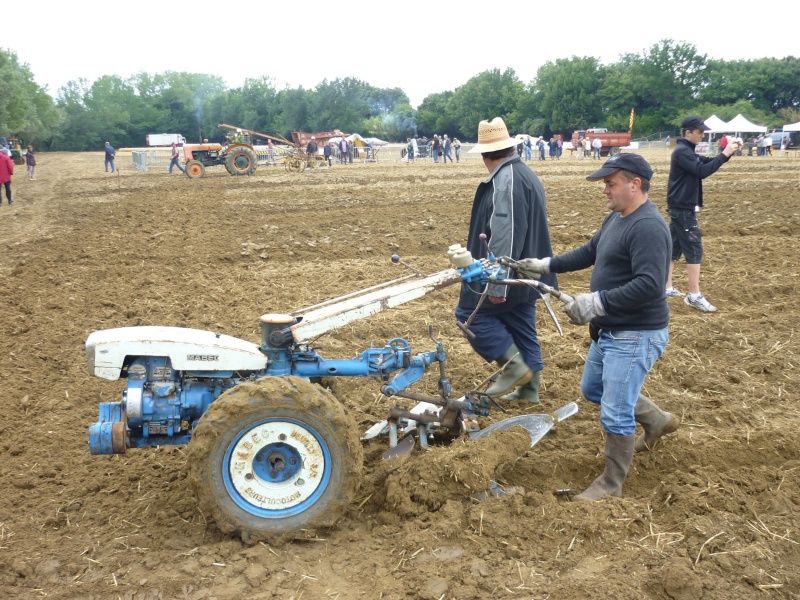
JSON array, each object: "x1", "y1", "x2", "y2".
[
  {"x1": 225, "y1": 146, "x2": 257, "y2": 176},
  {"x1": 185, "y1": 160, "x2": 205, "y2": 179},
  {"x1": 187, "y1": 376, "x2": 362, "y2": 543}
]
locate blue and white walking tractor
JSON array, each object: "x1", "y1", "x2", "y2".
[{"x1": 85, "y1": 243, "x2": 577, "y2": 542}]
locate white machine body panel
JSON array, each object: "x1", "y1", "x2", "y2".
[{"x1": 86, "y1": 326, "x2": 267, "y2": 380}]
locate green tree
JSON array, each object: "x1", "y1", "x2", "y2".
[
  {"x1": 532, "y1": 57, "x2": 605, "y2": 135},
  {"x1": 307, "y1": 77, "x2": 373, "y2": 133},
  {"x1": 699, "y1": 57, "x2": 800, "y2": 114},
  {"x1": 0, "y1": 49, "x2": 60, "y2": 145},
  {"x1": 363, "y1": 103, "x2": 417, "y2": 141},
  {"x1": 447, "y1": 69, "x2": 525, "y2": 139},
  {"x1": 601, "y1": 40, "x2": 708, "y2": 133},
  {"x1": 416, "y1": 91, "x2": 454, "y2": 137}
]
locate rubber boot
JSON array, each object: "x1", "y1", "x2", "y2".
[
  {"x1": 484, "y1": 344, "x2": 532, "y2": 398},
  {"x1": 498, "y1": 370, "x2": 541, "y2": 404},
  {"x1": 634, "y1": 394, "x2": 680, "y2": 452},
  {"x1": 575, "y1": 433, "x2": 635, "y2": 501}
]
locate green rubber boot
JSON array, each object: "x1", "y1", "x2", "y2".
[
  {"x1": 575, "y1": 433, "x2": 635, "y2": 501},
  {"x1": 634, "y1": 394, "x2": 680, "y2": 452},
  {"x1": 498, "y1": 370, "x2": 541, "y2": 404},
  {"x1": 484, "y1": 344, "x2": 532, "y2": 398}
]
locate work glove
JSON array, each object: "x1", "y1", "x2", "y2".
[
  {"x1": 563, "y1": 292, "x2": 606, "y2": 326},
  {"x1": 515, "y1": 257, "x2": 551, "y2": 280}
]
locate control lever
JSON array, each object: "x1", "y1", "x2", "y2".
[{"x1": 391, "y1": 254, "x2": 426, "y2": 277}]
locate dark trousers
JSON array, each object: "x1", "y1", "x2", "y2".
[
  {"x1": 2, "y1": 181, "x2": 11, "y2": 203},
  {"x1": 455, "y1": 301, "x2": 543, "y2": 372}
]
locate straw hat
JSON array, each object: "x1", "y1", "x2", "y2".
[{"x1": 468, "y1": 117, "x2": 517, "y2": 153}]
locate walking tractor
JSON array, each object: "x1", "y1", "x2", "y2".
[{"x1": 85, "y1": 242, "x2": 578, "y2": 542}]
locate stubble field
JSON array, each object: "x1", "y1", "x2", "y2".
[{"x1": 0, "y1": 148, "x2": 798, "y2": 599}]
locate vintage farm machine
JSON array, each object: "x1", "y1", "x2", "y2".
[
  {"x1": 85, "y1": 243, "x2": 577, "y2": 542},
  {"x1": 217, "y1": 124, "x2": 328, "y2": 173}
]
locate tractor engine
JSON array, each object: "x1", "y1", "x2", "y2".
[
  {"x1": 89, "y1": 357, "x2": 248, "y2": 454},
  {"x1": 86, "y1": 326, "x2": 269, "y2": 454}
]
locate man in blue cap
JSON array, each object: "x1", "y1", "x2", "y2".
[{"x1": 516, "y1": 153, "x2": 679, "y2": 501}]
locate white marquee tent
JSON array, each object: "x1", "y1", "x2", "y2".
[
  {"x1": 783, "y1": 121, "x2": 800, "y2": 132},
  {"x1": 703, "y1": 115, "x2": 728, "y2": 132},
  {"x1": 724, "y1": 114, "x2": 767, "y2": 134}
]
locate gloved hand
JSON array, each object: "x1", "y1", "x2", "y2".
[
  {"x1": 516, "y1": 257, "x2": 551, "y2": 280},
  {"x1": 563, "y1": 292, "x2": 606, "y2": 325}
]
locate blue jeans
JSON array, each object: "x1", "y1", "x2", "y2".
[
  {"x1": 433, "y1": 149, "x2": 439, "y2": 163},
  {"x1": 169, "y1": 157, "x2": 185, "y2": 173},
  {"x1": 105, "y1": 157, "x2": 115, "y2": 172},
  {"x1": 524, "y1": 146, "x2": 532, "y2": 160},
  {"x1": 455, "y1": 302, "x2": 543, "y2": 373},
  {"x1": 580, "y1": 327, "x2": 668, "y2": 436},
  {"x1": 443, "y1": 149, "x2": 453, "y2": 163}
]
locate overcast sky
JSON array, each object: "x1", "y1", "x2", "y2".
[{"x1": 6, "y1": 2, "x2": 800, "y2": 109}]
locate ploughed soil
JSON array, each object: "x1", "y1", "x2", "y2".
[{"x1": 0, "y1": 149, "x2": 798, "y2": 599}]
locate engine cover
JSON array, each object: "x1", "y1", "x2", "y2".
[{"x1": 86, "y1": 326, "x2": 268, "y2": 380}]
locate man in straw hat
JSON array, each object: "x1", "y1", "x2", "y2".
[
  {"x1": 516, "y1": 153, "x2": 679, "y2": 500},
  {"x1": 454, "y1": 117, "x2": 558, "y2": 404}
]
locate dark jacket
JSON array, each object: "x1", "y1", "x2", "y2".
[
  {"x1": 667, "y1": 137, "x2": 730, "y2": 210},
  {"x1": 458, "y1": 155, "x2": 557, "y2": 311},
  {"x1": 550, "y1": 200, "x2": 670, "y2": 331},
  {"x1": 26, "y1": 150, "x2": 36, "y2": 166}
]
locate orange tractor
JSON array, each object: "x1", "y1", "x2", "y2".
[{"x1": 182, "y1": 141, "x2": 257, "y2": 179}]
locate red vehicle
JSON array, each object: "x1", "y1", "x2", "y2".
[{"x1": 572, "y1": 128, "x2": 631, "y2": 156}]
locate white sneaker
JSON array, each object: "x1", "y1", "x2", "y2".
[
  {"x1": 684, "y1": 294, "x2": 717, "y2": 312},
  {"x1": 665, "y1": 287, "x2": 685, "y2": 298}
]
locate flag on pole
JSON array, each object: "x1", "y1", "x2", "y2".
[{"x1": 629, "y1": 108, "x2": 635, "y2": 132}]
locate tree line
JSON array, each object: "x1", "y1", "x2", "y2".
[{"x1": 2, "y1": 39, "x2": 799, "y2": 151}]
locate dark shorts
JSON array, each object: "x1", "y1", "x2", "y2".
[{"x1": 668, "y1": 208, "x2": 703, "y2": 264}]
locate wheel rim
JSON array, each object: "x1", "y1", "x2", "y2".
[
  {"x1": 188, "y1": 163, "x2": 203, "y2": 177},
  {"x1": 222, "y1": 418, "x2": 331, "y2": 518},
  {"x1": 232, "y1": 154, "x2": 251, "y2": 172}
]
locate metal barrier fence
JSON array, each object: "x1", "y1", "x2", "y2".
[{"x1": 131, "y1": 149, "x2": 171, "y2": 171}]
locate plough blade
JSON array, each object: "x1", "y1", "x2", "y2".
[{"x1": 468, "y1": 402, "x2": 578, "y2": 447}]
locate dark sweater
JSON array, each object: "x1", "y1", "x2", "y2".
[
  {"x1": 458, "y1": 156, "x2": 557, "y2": 311},
  {"x1": 550, "y1": 200, "x2": 670, "y2": 331},
  {"x1": 667, "y1": 137, "x2": 730, "y2": 210}
]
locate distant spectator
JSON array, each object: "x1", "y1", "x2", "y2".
[
  {"x1": 538, "y1": 137, "x2": 546, "y2": 161},
  {"x1": 267, "y1": 139, "x2": 275, "y2": 164},
  {"x1": 339, "y1": 137, "x2": 349, "y2": 164},
  {"x1": 763, "y1": 133, "x2": 773, "y2": 156},
  {"x1": 169, "y1": 143, "x2": 184, "y2": 174},
  {"x1": 549, "y1": 136, "x2": 557, "y2": 160},
  {"x1": 26, "y1": 145, "x2": 36, "y2": 180},
  {"x1": 432, "y1": 135, "x2": 441, "y2": 163},
  {"x1": 453, "y1": 137, "x2": 461, "y2": 162},
  {"x1": 306, "y1": 136, "x2": 318, "y2": 156},
  {"x1": 104, "y1": 142, "x2": 116, "y2": 173},
  {"x1": 592, "y1": 137, "x2": 602, "y2": 160},
  {"x1": 718, "y1": 134, "x2": 728, "y2": 155},
  {"x1": 324, "y1": 142, "x2": 333, "y2": 166},
  {"x1": 665, "y1": 135, "x2": 671, "y2": 149},
  {"x1": 0, "y1": 150, "x2": 13, "y2": 204},
  {"x1": 442, "y1": 134, "x2": 454, "y2": 163},
  {"x1": 524, "y1": 135, "x2": 532, "y2": 161}
]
